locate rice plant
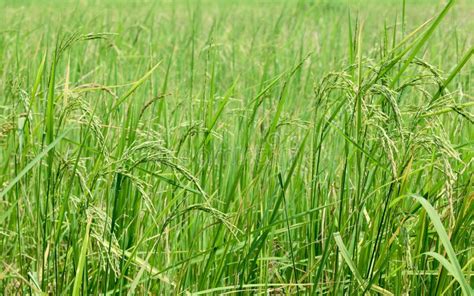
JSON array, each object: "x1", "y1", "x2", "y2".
[{"x1": 0, "y1": 0, "x2": 472, "y2": 294}]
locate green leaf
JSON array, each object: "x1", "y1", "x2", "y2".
[
  {"x1": 334, "y1": 232, "x2": 394, "y2": 296},
  {"x1": 0, "y1": 128, "x2": 70, "y2": 199},
  {"x1": 410, "y1": 194, "x2": 472, "y2": 295},
  {"x1": 72, "y1": 217, "x2": 92, "y2": 296}
]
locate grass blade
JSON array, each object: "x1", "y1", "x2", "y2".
[
  {"x1": 410, "y1": 194, "x2": 472, "y2": 295},
  {"x1": 72, "y1": 217, "x2": 92, "y2": 296}
]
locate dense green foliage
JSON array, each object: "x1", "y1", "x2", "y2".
[{"x1": 1, "y1": 0, "x2": 473, "y2": 294}]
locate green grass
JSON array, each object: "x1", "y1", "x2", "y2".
[{"x1": 1, "y1": 0, "x2": 473, "y2": 294}]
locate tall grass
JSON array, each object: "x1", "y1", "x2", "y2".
[{"x1": 1, "y1": 0, "x2": 473, "y2": 294}]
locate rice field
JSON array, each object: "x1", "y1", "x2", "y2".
[{"x1": 0, "y1": 0, "x2": 473, "y2": 294}]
